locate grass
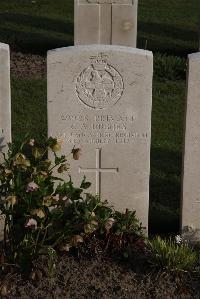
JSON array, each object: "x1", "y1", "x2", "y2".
[
  {"x1": 0, "y1": 0, "x2": 199, "y2": 55},
  {"x1": 138, "y1": 0, "x2": 200, "y2": 56},
  {"x1": 1, "y1": 0, "x2": 198, "y2": 233},
  {"x1": 11, "y1": 78, "x2": 47, "y2": 144},
  {"x1": 150, "y1": 78, "x2": 185, "y2": 232},
  {"x1": 0, "y1": 0, "x2": 74, "y2": 54}
]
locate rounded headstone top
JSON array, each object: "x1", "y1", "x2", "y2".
[
  {"x1": 0, "y1": 43, "x2": 9, "y2": 51},
  {"x1": 188, "y1": 52, "x2": 200, "y2": 61},
  {"x1": 48, "y1": 45, "x2": 152, "y2": 58}
]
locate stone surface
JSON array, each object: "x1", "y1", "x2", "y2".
[
  {"x1": 74, "y1": 0, "x2": 138, "y2": 47},
  {"x1": 182, "y1": 52, "x2": 200, "y2": 242},
  {"x1": 48, "y1": 45, "x2": 153, "y2": 232},
  {"x1": 0, "y1": 43, "x2": 11, "y2": 156},
  {"x1": 0, "y1": 43, "x2": 11, "y2": 239}
]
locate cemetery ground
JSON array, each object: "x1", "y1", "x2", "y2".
[{"x1": 0, "y1": 0, "x2": 200, "y2": 298}]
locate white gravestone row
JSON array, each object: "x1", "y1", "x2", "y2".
[
  {"x1": 74, "y1": 0, "x2": 138, "y2": 47},
  {"x1": 181, "y1": 53, "x2": 200, "y2": 242},
  {"x1": 47, "y1": 45, "x2": 153, "y2": 233}
]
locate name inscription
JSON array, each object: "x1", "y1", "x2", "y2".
[{"x1": 55, "y1": 113, "x2": 148, "y2": 145}]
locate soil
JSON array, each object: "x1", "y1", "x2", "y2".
[
  {"x1": 11, "y1": 51, "x2": 46, "y2": 79},
  {"x1": 1, "y1": 255, "x2": 200, "y2": 299}
]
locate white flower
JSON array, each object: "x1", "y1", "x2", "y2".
[
  {"x1": 26, "y1": 181, "x2": 39, "y2": 192},
  {"x1": 29, "y1": 139, "x2": 35, "y2": 146},
  {"x1": 105, "y1": 218, "x2": 115, "y2": 232},
  {"x1": 53, "y1": 194, "x2": 60, "y2": 201},
  {"x1": 175, "y1": 235, "x2": 182, "y2": 244},
  {"x1": 25, "y1": 218, "x2": 37, "y2": 229},
  {"x1": 62, "y1": 196, "x2": 68, "y2": 201}
]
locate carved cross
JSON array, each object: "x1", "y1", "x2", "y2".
[
  {"x1": 75, "y1": 0, "x2": 137, "y2": 46},
  {"x1": 79, "y1": 148, "x2": 118, "y2": 195}
]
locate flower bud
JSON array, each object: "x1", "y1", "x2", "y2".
[
  {"x1": 31, "y1": 209, "x2": 45, "y2": 219},
  {"x1": 42, "y1": 159, "x2": 51, "y2": 168},
  {"x1": 59, "y1": 243, "x2": 71, "y2": 252},
  {"x1": 70, "y1": 235, "x2": 83, "y2": 246},
  {"x1": 72, "y1": 148, "x2": 81, "y2": 160},
  {"x1": 84, "y1": 220, "x2": 98, "y2": 234},
  {"x1": 14, "y1": 153, "x2": 30, "y2": 169},
  {"x1": 105, "y1": 218, "x2": 115, "y2": 233},
  {"x1": 57, "y1": 163, "x2": 69, "y2": 173},
  {"x1": 43, "y1": 196, "x2": 52, "y2": 207},
  {"x1": 32, "y1": 147, "x2": 43, "y2": 159},
  {"x1": 50, "y1": 139, "x2": 62, "y2": 152},
  {"x1": 4, "y1": 169, "x2": 12, "y2": 177},
  {"x1": 6, "y1": 195, "x2": 17, "y2": 206},
  {"x1": 29, "y1": 139, "x2": 35, "y2": 146}
]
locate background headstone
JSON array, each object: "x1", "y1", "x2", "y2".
[
  {"x1": 74, "y1": 0, "x2": 138, "y2": 47},
  {"x1": 182, "y1": 52, "x2": 200, "y2": 242},
  {"x1": 48, "y1": 45, "x2": 153, "y2": 232},
  {"x1": 0, "y1": 43, "x2": 11, "y2": 155},
  {"x1": 0, "y1": 42, "x2": 11, "y2": 239}
]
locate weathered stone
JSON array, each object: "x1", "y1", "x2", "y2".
[
  {"x1": 182, "y1": 52, "x2": 200, "y2": 242},
  {"x1": 48, "y1": 45, "x2": 153, "y2": 233},
  {"x1": 0, "y1": 43, "x2": 11, "y2": 239},
  {"x1": 0, "y1": 43, "x2": 11, "y2": 156},
  {"x1": 74, "y1": 0, "x2": 138, "y2": 47}
]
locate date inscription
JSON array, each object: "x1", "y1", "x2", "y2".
[{"x1": 55, "y1": 113, "x2": 148, "y2": 145}]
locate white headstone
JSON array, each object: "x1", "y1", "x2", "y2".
[
  {"x1": 182, "y1": 52, "x2": 200, "y2": 242},
  {"x1": 0, "y1": 43, "x2": 11, "y2": 157},
  {"x1": 0, "y1": 43, "x2": 11, "y2": 239},
  {"x1": 48, "y1": 45, "x2": 153, "y2": 232},
  {"x1": 74, "y1": 0, "x2": 138, "y2": 47}
]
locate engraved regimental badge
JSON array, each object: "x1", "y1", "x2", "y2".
[{"x1": 76, "y1": 53, "x2": 124, "y2": 109}]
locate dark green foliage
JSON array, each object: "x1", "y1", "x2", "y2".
[
  {"x1": 138, "y1": 0, "x2": 199, "y2": 56},
  {"x1": 11, "y1": 78, "x2": 47, "y2": 145},
  {"x1": 0, "y1": 0, "x2": 74, "y2": 54},
  {"x1": 0, "y1": 138, "x2": 144, "y2": 274},
  {"x1": 154, "y1": 54, "x2": 186, "y2": 81},
  {"x1": 148, "y1": 236, "x2": 198, "y2": 272}
]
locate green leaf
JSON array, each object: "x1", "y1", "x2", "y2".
[{"x1": 80, "y1": 176, "x2": 91, "y2": 189}]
